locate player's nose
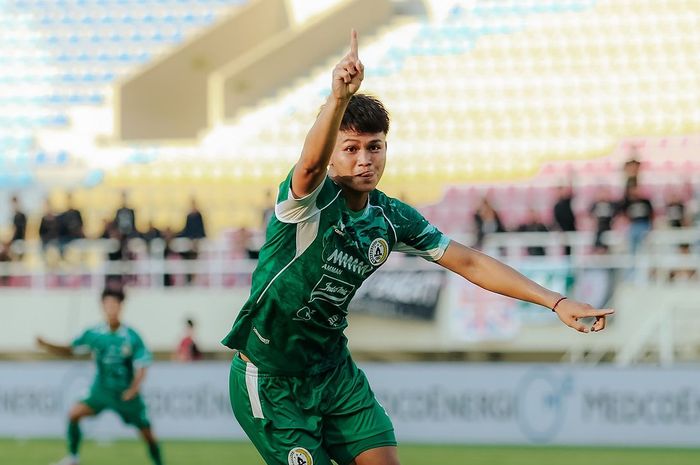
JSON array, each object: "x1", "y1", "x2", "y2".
[{"x1": 357, "y1": 150, "x2": 372, "y2": 165}]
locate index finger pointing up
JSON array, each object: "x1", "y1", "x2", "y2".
[{"x1": 350, "y1": 28, "x2": 359, "y2": 58}]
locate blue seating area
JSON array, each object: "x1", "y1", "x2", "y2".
[{"x1": 0, "y1": 0, "x2": 245, "y2": 188}]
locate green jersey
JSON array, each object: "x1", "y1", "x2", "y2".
[
  {"x1": 72, "y1": 323, "x2": 152, "y2": 392},
  {"x1": 222, "y1": 169, "x2": 450, "y2": 375}
]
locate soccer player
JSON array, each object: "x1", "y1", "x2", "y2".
[
  {"x1": 222, "y1": 30, "x2": 613, "y2": 465},
  {"x1": 36, "y1": 288, "x2": 163, "y2": 465}
]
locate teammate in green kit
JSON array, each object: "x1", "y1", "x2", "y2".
[
  {"x1": 36, "y1": 288, "x2": 163, "y2": 465},
  {"x1": 222, "y1": 30, "x2": 614, "y2": 465}
]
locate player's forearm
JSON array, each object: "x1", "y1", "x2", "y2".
[
  {"x1": 295, "y1": 96, "x2": 350, "y2": 191},
  {"x1": 128, "y1": 367, "x2": 147, "y2": 391},
  {"x1": 440, "y1": 242, "x2": 561, "y2": 310},
  {"x1": 41, "y1": 342, "x2": 74, "y2": 357}
]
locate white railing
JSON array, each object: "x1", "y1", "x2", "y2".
[{"x1": 0, "y1": 229, "x2": 697, "y2": 289}]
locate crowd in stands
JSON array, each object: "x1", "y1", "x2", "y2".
[
  {"x1": 472, "y1": 156, "x2": 697, "y2": 265},
  {"x1": 1, "y1": 191, "x2": 209, "y2": 287},
  {"x1": 1, "y1": 156, "x2": 698, "y2": 287}
]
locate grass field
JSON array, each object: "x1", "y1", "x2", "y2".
[{"x1": 3, "y1": 439, "x2": 700, "y2": 465}]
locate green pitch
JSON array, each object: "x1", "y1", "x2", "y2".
[{"x1": 2, "y1": 439, "x2": 699, "y2": 465}]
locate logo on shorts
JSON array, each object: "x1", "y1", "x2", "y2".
[
  {"x1": 368, "y1": 238, "x2": 389, "y2": 266},
  {"x1": 288, "y1": 447, "x2": 313, "y2": 465}
]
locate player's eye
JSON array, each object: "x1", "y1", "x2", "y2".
[
  {"x1": 369, "y1": 145, "x2": 382, "y2": 152},
  {"x1": 344, "y1": 146, "x2": 358, "y2": 153}
]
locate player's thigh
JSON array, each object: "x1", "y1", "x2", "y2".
[
  {"x1": 68, "y1": 402, "x2": 96, "y2": 421},
  {"x1": 322, "y1": 359, "x2": 396, "y2": 465},
  {"x1": 115, "y1": 395, "x2": 151, "y2": 429},
  {"x1": 229, "y1": 354, "x2": 332, "y2": 465},
  {"x1": 350, "y1": 446, "x2": 400, "y2": 465},
  {"x1": 323, "y1": 409, "x2": 396, "y2": 465},
  {"x1": 77, "y1": 390, "x2": 112, "y2": 418}
]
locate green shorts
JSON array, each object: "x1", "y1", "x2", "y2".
[
  {"x1": 82, "y1": 388, "x2": 151, "y2": 429},
  {"x1": 229, "y1": 353, "x2": 396, "y2": 465}
]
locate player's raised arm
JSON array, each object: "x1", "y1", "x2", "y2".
[
  {"x1": 437, "y1": 241, "x2": 614, "y2": 333},
  {"x1": 291, "y1": 29, "x2": 364, "y2": 198},
  {"x1": 36, "y1": 336, "x2": 74, "y2": 357}
]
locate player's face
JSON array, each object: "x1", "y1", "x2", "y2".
[
  {"x1": 102, "y1": 296, "x2": 122, "y2": 326},
  {"x1": 329, "y1": 130, "x2": 386, "y2": 193}
]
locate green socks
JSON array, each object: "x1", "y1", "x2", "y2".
[
  {"x1": 147, "y1": 441, "x2": 163, "y2": 465},
  {"x1": 67, "y1": 421, "x2": 81, "y2": 456}
]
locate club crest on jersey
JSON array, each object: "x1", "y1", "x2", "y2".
[
  {"x1": 368, "y1": 238, "x2": 389, "y2": 266},
  {"x1": 121, "y1": 343, "x2": 132, "y2": 356},
  {"x1": 288, "y1": 447, "x2": 313, "y2": 465}
]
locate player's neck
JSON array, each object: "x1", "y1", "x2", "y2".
[
  {"x1": 107, "y1": 322, "x2": 121, "y2": 332},
  {"x1": 341, "y1": 188, "x2": 369, "y2": 212}
]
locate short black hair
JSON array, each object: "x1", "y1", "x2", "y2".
[
  {"x1": 101, "y1": 287, "x2": 125, "y2": 303},
  {"x1": 340, "y1": 94, "x2": 390, "y2": 135},
  {"x1": 186, "y1": 318, "x2": 195, "y2": 328}
]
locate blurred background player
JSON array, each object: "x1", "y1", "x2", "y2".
[
  {"x1": 36, "y1": 288, "x2": 163, "y2": 465},
  {"x1": 223, "y1": 30, "x2": 613, "y2": 465}
]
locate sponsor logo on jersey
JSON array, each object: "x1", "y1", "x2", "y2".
[
  {"x1": 321, "y1": 263, "x2": 343, "y2": 275},
  {"x1": 309, "y1": 274, "x2": 355, "y2": 306},
  {"x1": 293, "y1": 306, "x2": 315, "y2": 322},
  {"x1": 368, "y1": 238, "x2": 389, "y2": 266},
  {"x1": 252, "y1": 327, "x2": 270, "y2": 344},
  {"x1": 288, "y1": 447, "x2": 313, "y2": 465},
  {"x1": 325, "y1": 249, "x2": 372, "y2": 276}
]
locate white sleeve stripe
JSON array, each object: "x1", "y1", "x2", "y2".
[
  {"x1": 256, "y1": 210, "x2": 324, "y2": 305},
  {"x1": 394, "y1": 235, "x2": 450, "y2": 261},
  {"x1": 274, "y1": 177, "x2": 327, "y2": 224},
  {"x1": 245, "y1": 362, "x2": 264, "y2": 419}
]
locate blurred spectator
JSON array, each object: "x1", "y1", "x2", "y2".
[
  {"x1": 181, "y1": 197, "x2": 206, "y2": 240},
  {"x1": 10, "y1": 195, "x2": 27, "y2": 244},
  {"x1": 473, "y1": 198, "x2": 505, "y2": 249},
  {"x1": 9, "y1": 195, "x2": 27, "y2": 260},
  {"x1": 103, "y1": 220, "x2": 127, "y2": 288},
  {"x1": 114, "y1": 191, "x2": 137, "y2": 238},
  {"x1": 39, "y1": 198, "x2": 60, "y2": 252},
  {"x1": 589, "y1": 187, "x2": 617, "y2": 251},
  {"x1": 0, "y1": 240, "x2": 11, "y2": 285},
  {"x1": 669, "y1": 244, "x2": 697, "y2": 282},
  {"x1": 516, "y1": 209, "x2": 548, "y2": 256},
  {"x1": 235, "y1": 227, "x2": 260, "y2": 260},
  {"x1": 553, "y1": 186, "x2": 577, "y2": 255},
  {"x1": 620, "y1": 185, "x2": 654, "y2": 254},
  {"x1": 665, "y1": 192, "x2": 687, "y2": 228},
  {"x1": 623, "y1": 146, "x2": 642, "y2": 189},
  {"x1": 162, "y1": 227, "x2": 177, "y2": 287},
  {"x1": 141, "y1": 221, "x2": 163, "y2": 250},
  {"x1": 179, "y1": 197, "x2": 206, "y2": 284},
  {"x1": 174, "y1": 318, "x2": 202, "y2": 362},
  {"x1": 58, "y1": 193, "x2": 84, "y2": 252}
]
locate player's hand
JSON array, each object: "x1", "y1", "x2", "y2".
[
  {"x1": 553, "y1": 298, "x2": 614, "y2": 333},
  {"x1": 332, "y1": 29, "x2": 364, "y2": 100},
  {"x1": 122, "y1": 387, "x2": 139, "y2": 401}
]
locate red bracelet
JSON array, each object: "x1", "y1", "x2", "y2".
[{"x1": 551, "y1": 296, "x2": 567, "y2": 312}]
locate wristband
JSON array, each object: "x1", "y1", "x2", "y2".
[{"x1": 551, "y1": 296, "x2": 567, "y2": 312}]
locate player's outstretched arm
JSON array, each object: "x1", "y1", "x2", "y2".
[
  {"x1": 291, "y1": 29, "x2": 364, "y2": 198},
  {"x1": 35, "y1": 336, "x2": 74, "y2": 356},
  {"x1": 437, "y1": 241, "x2": 613, "y2": 333}
]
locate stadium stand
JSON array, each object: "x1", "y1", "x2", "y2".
[{"x1": 1, "y1": 0, "x2": 699, "y2": 264}]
